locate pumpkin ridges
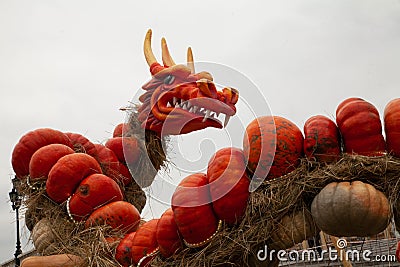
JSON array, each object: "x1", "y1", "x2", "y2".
[
  {"x1": 156, "y1": 208, "x2": 182, "y2": 258},
  {"x1": 116, "y1": 232, "x2": 136, "y2": 267},
  {"x1": 384, "y1": 98, "x2": 400, "y2": 157},
  {"x1": 131, "y1": 219, "x2": 160, "y2": 266}
]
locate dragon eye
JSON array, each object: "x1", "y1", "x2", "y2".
[{"x1": 164, "y1": 75, "x2": 175, "y2": 85}]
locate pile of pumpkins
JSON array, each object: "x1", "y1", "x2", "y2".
[{"x1": 13, "y1": 96, "x2": 400, "y2": 267}]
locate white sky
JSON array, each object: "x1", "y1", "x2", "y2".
[{"x1": 1, "y1": 0, "x2": 400, "y2": 262}]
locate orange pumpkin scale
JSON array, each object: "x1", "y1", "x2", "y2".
[
  {"x1": 115, "y1": 232, "x2": 136, "y2": 267},
  {"x1": 303, "y1": 115, "x2": 341, "y2": 163},
  {"x1": 384, "y1": 98, "x2": 400, "y2": 158},
  {"x1": 243, "y1": 116, "x2": 303, "y2": 180},
  {"x1": 336, "y1": 97, "x2": 386, "y2": 156},
  {"x1": 207, "y1": 147, "x2": 250, "y2": 225},
  {"x1": 12, "y1": 128, "x2": 73, "y2": 179},
  {"x1": 132, "y1": 219, "x2": 160, "y2": 267},
  {"x1": 46, "y1": 153, "x2": 102, "y2": 203},
  {"x1": 172, "y1": 173, "x2": 220, "y2": 247},
  {"x1": 85, "y1": 201, "x2": 140, "y2": 234},
  {"x1": 68, "y1": 173, "x2": 123, "y2": 222},
  {"x1": 156, "y1": 208, "x2": 183, "y2": 258}
]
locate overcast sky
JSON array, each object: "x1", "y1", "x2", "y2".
[{"x1": 1, "y1": 0, "x2": 400, "y2": 262}]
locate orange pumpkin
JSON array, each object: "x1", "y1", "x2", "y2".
[
  {"x1": 243, "y1": 116, "x2": 303, "y2": 180},
  {"x1": 113, "y1": 123, "x2": 129, "y2": 137},
  {"x1": 172, "y1": 173, "x2": 219, "y2": 247},
  {"x1": 65, "y1": 132, "x2": 97, "y2": 156},
  {"x1": 105, "y1": 137, "x2": 140, "y2": 165},
  {"x1": 85, "y1": 201, "x2": 140, "y2": 233},
  {"x1": 336, "y1": 97, "x2": 386, "y2": 156},
  {"x1": 12, "y1": 128, "x2": 73, "y2": 179},
  {"x1": 29, "y1": 144, "x2": 74, "y2": 181},
  {"x1": 303, "y1": 115, "x2": 341, "y2": 162},
  {"x1": 207, "y1": 147, "x2": 249, "y2": 225},
  {"x1": 92, "y1": 143, "x2": 131, "y2": 185},
  {"x1": 68, "y1": 174, "x2": 123, "y2": 221},
  {"x1": 156, "y1": 208, "x2": 182, "y2": 258},
  {"x1": 116, "y1": 232, "x2": 136, "y2": 267},
  {"x1": 132, "y1": 219, "x2": 160, "y2": 266},
  {"x1": 46, "y1": 153, "x2": 102, "y2": 203},
  {"x1": 384, "y1": 98, "x2": 400, "y2": 157}
]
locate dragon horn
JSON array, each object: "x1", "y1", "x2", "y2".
[
  {"x1": 187, "y1": 47, "x2": 195, "y2": 74},
  {"x1": 144, "y1": 29, "x2": 158, "y2": 66},
  {"x1": 161, "y1": 37, "x2": 176, "y2": 67}
]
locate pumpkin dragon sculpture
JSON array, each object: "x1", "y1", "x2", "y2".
[{"x1": 137, "y1": 29, "x2": 239, "y2": 135}]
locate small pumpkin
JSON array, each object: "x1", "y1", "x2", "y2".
[
  {"x1": 384, "y1": 98, "x2": 400, "y2": 157},
  {"x1": 156, "y1": 208, "x2": 182, "y2": 258},
  {"x1": 12, "y1": 128, "x2": 73, "y2": 179},
  {"x1": 269, "y1": 209, "x2": 318, "y2": 250},
  {"x1": 172, "y1": 173, "x2": 219, "y2": 247},
  {"x1": 336, "y1": 97, "x2": 386, "y2": 156},
  {"x1": 116, "y1": 232, "x2": 136, "y2": 267},
  {"x1": 243, "y1": 116, "x2": 303, "y2": 180},
  {"x1": 65, "y1": 132, "x2": 97, "y2": 156},
  {"x1": 396, "y1": 241, "x2": 400, "y2": 262},
  {"x1": 85, "y1": 201, "x2": 140, "y2": 233},
  {"x1": 31, "y1": 218, "x2": 55, "y2": 254},
  {"x1": 46, "y1": 153, "x2": 102, "y2": 203},
  {"x1": 29, "y1": 144, "x2": 75, "y2": 181},
  {"x1": 303, "y1": 115, "x2": 341, "y2": 162},
  {"x1": 311, "y1": 180, "x2": 391, "y2": 237},
  {"x1": 207, "y1": 147, "x2": 250, "y2": 225},
  {"x1": 132, "y1": 219, "x2": 160, "y2": 266},
  {"x1": 113, "y1": 123, "x2": 130, "y2": 137},
  {"x1": 68, "y1": 173, "x2": 123, "y2": 221},
  {"x1": 21, "y1": 254, "x2": 83, "y2": 267},
  {"x1": 105, "y1": 137, "x2": 140, "y2": 165}
]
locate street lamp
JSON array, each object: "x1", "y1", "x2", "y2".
[{"x1": 9, "y1": 176, "x2": 22, "y2": 267}]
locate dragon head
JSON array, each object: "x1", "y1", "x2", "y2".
[{"x1": 137, "y1": 30, "x2": 238, "y2": 135}]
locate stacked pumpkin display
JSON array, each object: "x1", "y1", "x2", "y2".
[
  {"x1": 11, "y1": 96, "x2": 400, "y2": 267},
  {"x1": 11, "y1": 125, "x2": 148, "y2": 265}
]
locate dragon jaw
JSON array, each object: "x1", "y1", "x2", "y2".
[{"x1": 137, "y1": 30, "x2": 238, "y2": 136}]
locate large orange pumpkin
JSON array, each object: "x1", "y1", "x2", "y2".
[
  {"x1": 384, "y1": 98, "x2": 400, "y2": 157},
  {"x1": 46, "y1": 153, "x2": 102, "y2": 203},
  {"x1": 68, "y1": 173, "x2": 123, "y2": 221},
  {"x1": 132, "y1": 219, "x2": 160, "y2": 266},
  {"x1": 207, "y1": 147, "x2": 249, "y2": 225},
  {"x1": 303, "y1": 115, "x2": 341, "y2": 162},
  {"x1": 243, "y1": 116, "x2": 303, "y2": 180},
  {"x1": 105, "y1": 136, "x2": 140, "y2": 165},
  {"x1": 116, "y1": 232, "x2": 136, "y2": 267},
  {"x1": 311, "y1": 181, "x2": 391, "y2": 237},
  {"x1": 29, "y1": 144, "x2": 75, "y2": 181},
  {"x1": 171, "y1": 173, "x2": 219, "y2": 247},
  {"x1": 85, "y1": 201, "x2": 140, "y2": 233},
  {"x1": 156, "y1": 208, "x2": 182, "y2": 258},
  {"x1": 336, "y1": 97, "x2": 386, "y2": 156},
  {"x1": 12, "y1": 128, "x2": 73, "y2": 179}
]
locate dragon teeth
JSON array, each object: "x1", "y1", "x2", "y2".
[
  {"x1": 173, "y1": 97, "x2": 178, "y2": 105},
  {"x1": 202, "y1": 110, "x2": 211, "y2": 122},
  {"x1": 224, "y1": 115, "x2": 231, "y2": 127},
  {"x1": 167, "y1": 102, "x2": 172, "y2": 108},
  {"x1": 193, "y1": 106, "x2": 199, "y2": 113},
  {"x1": 181, "y1": 103, "x2": 188, "y2": 110}
]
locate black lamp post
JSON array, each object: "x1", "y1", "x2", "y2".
[{"x1": 9, "y1": 176, "x2": 22, "y2": 267}]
